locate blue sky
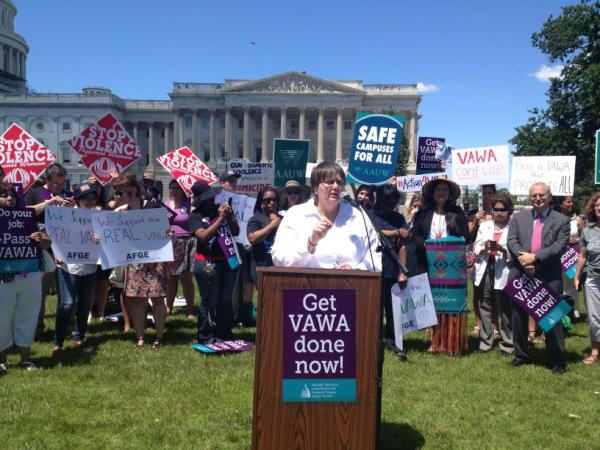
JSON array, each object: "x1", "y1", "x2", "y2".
[{"x1": 16, "y1": 0, "x2": 575, "y2": 149}]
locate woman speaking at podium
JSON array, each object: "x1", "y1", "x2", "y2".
[{"x1": 271, "y1": 162, "x2": 381, "y2": 271}]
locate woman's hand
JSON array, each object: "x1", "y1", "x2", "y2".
[
  {"x1": 269, "y1": 213, "x2": 282, "y2": 228},
  {"x1": 166, "y1": 228, "x2": 174, "y2": 238},
  {"x1": 30, "y1": 231, "x2": 52, "y2": 250},
  {"x1": 335, "y1": 263, "x2": 353, "y2": 270},
  {"x1": 217, "y1": 202, "x2": 231, "y2": 219},
  {"x1": 310, "y1": 217, "x2": 333, "y2": 245},
  {"x1": 398, "y1": 272, "x2": 408, "y2": 288},
  {"x1": 91, "y1": 233, "x2": 101, "y2": 245}
]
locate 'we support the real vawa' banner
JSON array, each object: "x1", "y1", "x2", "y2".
[
  {"x1": 0, "y1": 123, "x2": 57, "y2": 192},
  {"x1": 504, "y1": 274, "x2": 571, "y2": 332},
  {"x1": 45, "y1": 206, "x2": 99, "y2": 264},
  {"x1": 348, "y1": 113, "x2": 404, "y2": 185},
  {"x1": 92, "y1": 208, "x2": 174, "y2": 269},
  {"x1": 283, "y1": 289, "x2": 356, "y2": 402},
  {"x1": 157, "y1": 147, "x2": 218, "y2": 197},
  {"x1": 509, "y1": 156, "x2": 576, "y2": 196},
  {"x1": 0, "y1": 207, "x2": 39, "y2": 273},
  {"x1": 67, "y1": 112, "x2": 142, "y2": 185},
  {"x1": 451, "y1": 145, "x2": 510, "y2": 186}
]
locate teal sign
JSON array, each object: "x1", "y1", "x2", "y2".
[
  {"x1": 347, "y1": 112, "x2": 405, "y2": 185},
  {"x1": 273, "y1": 139, "x2": 309, "y2": 187}
]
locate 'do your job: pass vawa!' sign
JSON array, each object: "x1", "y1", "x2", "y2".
[{"x1": 347, "y1": 113, "x2": 405, "y2": 185}]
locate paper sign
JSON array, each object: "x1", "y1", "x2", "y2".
[
  {"x1": 229, "y1": 159, "x2": 274, "y2": 195},
  {"x1": 396, "y1": 172, "x2": 448, "y2": 192},
  {"x1": 560, "y1": 244, "x2": 579, "y2": 279},
  {"x1": 157, "y1": 147, "x2": 218, "y2": 197},
  {"x1": 45, "y1": 206, "x2": 99, "y2": 264},
  {"x1": 417, "y1": 137, "x2": 445, "y2": 174},
  {"x1": 0, "y1": 123, "x2": 57, "y2": 192},
  {"x1": 215, "y1": 191, "x2": 256, "y2": 247},
  {"x1": 92, "y1": 208, "x2": 174, "y2": 269},
  {"x1": 191, "y1": 340, "x2": 253, "y2": 354},
  {"x1": 67, "y1": 112, "x2": 142, "y2": 185},
  {"x1": 348, "y1": 112, "x2": 405, "y2": 185},
  {"x1": 282, "y1": 288, "x2": 356, "y2": 402},
  {"x1": 273, "y1": 139, "x2": 309, "y2": 187},
  {"x1": 0, "y1": 207, "x2": 39, "y2": 272},
  {"x1": 451, "y1": 145, "x2": 510, "y2": 186},
  {"x1": 510, "y1": 156, "x2": 576, "y2": 196},
  {"x1": 504, "y1": 274, "x2": 571, "y2": 332}
]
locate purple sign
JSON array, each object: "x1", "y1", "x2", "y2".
[
  {"x1": 282, "y1": 288, "x2": 356, "y2": 402},
  {"x1": 209, "y1": 217, "x2": 239, "y2": 269},
  {"x1": 416, "y1": 136, "x2": 444, "y2": 174},
  {"x1": 0, "y1": 207, "x2": 39, "y2": 273},
  {"x1": 560, "y1": 244, "x2": 579, "y2": 279},
  {"x1": 504, "y1": 274, "x2": 571, "y2": 332},
  {"x1": 192, "y1": 340, "x2": 253, "y2": 354}
]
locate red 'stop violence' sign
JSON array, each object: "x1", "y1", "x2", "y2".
[
  {"x1": 67, "y1": 112, "x2": 142, "y2": 185},
  {"x1": 0, "y1": 123, "x2": 57, "y2": 192},
  {"x1": 156, "y1": 147, "x2": 218, "y2": 196}
]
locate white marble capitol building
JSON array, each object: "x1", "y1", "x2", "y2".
[{"x1": 0, "y1": 0, "x2": 421, "y2": 186}]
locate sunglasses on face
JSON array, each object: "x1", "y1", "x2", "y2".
[
  {"x1": 287, "y1": 190, "x2": 300, "y2": 196},
  {"x1": 321, "y1": 179, "x2": 345, "y2": 187},
  {"x1": 262, "y1": 197, "x2": 277, "y2": 204},
  {"x1": 492, "y1": 208, "x2": 509, "y2": 214}
]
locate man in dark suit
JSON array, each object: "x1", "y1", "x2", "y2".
[{"x1": 507, "y1": 182, "x2": 570, "y2": 373}]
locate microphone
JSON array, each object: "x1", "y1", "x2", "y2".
[{"x1": 340, "y1": 191, "x2": 360, "y2": 208}]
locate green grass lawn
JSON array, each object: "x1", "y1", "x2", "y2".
[{"x1": 1, "y1": 293, "x2": 600, "y2": 450}]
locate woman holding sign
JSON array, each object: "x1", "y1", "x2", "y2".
[
  {"x1": 0, "y1": 181, "x2": 52, "y2": 373},
  {"x1": 112, "y1": 174, "x2": 168, "y2": 350},
  {"x1": 189, "y1": 181, "x2": 240, "y2": 344},
  {"x1": 574, "y1": 193, "x2": 600, "y2": 365}
]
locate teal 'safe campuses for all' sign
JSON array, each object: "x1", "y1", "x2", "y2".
[{"x1": 348, "y1": 112, "x2": 404, "y2": 185}]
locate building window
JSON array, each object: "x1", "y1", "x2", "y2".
[
  {"x1": 255, "y1": 119, "x2": 262, "y2": 129},
  {"x1": 238, "y1": 120, "x2": 243, "y2": 129},
  {"x1": 308, "y1": 120, "x2": 316, "y2": 130},
  {"x1": 36, "y1": 122, "x2": 44, "y2": 131},
  {"x1": 344, "y1": 121, "x2": 352, "y2": 130},
  {"x1": 62, "y1": 122, "x2": 71, "y2": 132},
  {"x1": 256, "y1": 146, "x2": 262, "y2": 162},
  {"x1": 185, "y1": 117, "x2": 192, "y2": 128},
  {"x1": 60, "y1": 142, "x2": 71, "y2": 164},
  {"x1": 202, "y1": 118, "x2": 210, "y2": 129},
  {"x1": 326, "y1": 121, "x2": 334, "y2": 130}
]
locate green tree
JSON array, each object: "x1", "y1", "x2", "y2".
[
  {"x1": 510, "y1": 0, "x2": 600, "y2": 206},
  {"x1": 395, "y1": 133, "x2": 409, "y2": 176}
]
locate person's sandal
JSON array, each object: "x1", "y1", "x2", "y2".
[
  {"x1": 528, "y1": 330, "x2": 536, "y2": 344},
  {"x1": 20, "y1": 361, "x2": 39, "y2": 372},
  {"x1": 583, "y1": 354, "x2": 599, "y2": 365},
  {"x1": 151, "y1": 338, "x2": 162, "y2": 350},
  {"x1": 135, "y1": 337, "x2": 145, "y2": 349}
]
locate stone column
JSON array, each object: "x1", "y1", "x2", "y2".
[
  {"x1": 21, "y1": 53, "x2": 26, "y2": 79},
  {"x1": 243, "y1": 107, "x2": 251, "y2": 160},
  {"x1": 407, "y1": 111, "x2": 417, "y2": 167},
  {"x1": 209, "y1": 109, "x2": 216, "y2": 163},
  {"x1": 261, "y1": 108, "x2": 269, "y2": 162},
  {"x1": 147, "y1": 123, "x2": 155, "y2": 170},
  {"x1": 224, "y1": 108, "x2": 232, "y2": 161},
  {"x1": 14, "y1": 50, "x2": 19, "y2": 78},
  {"x1": 317, "y1": 108, "x2": 325, "y2": 162},
  {"x1": 164, "y1": 123, "x2": 170, "y2": 153},
  {"x1": 0, "y1": 46, "x2": 4, "y2": 72},
  {"x1": 335, "y1": 108, "x2": 343, "y2": 162},
  {"x1": 191, "y1": 110, "x2": 198, "y2": 154},
  {"x1": 173, "y1": 113, "x2": 180, "y2": 148},
  {"x1": 299, "y1": 108, "x2": 306, "y2": 140},
  {"x1": 280, "y1": 107, "x2": 287, "y2": 139}
]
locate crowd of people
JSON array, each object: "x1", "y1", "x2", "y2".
[{"x1": 1, "y1": 160, "x2": 599, "y2": 375}]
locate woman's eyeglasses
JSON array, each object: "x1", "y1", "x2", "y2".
[{"x1": 321, "y1": 179, "x2": 345, "y2": 187}]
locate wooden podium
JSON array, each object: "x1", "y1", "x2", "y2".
[{"x1": 252, "y1": 267, "x2": 382, "y2": 450}]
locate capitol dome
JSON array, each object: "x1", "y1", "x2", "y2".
[{"x1": 0, "y1": 0, "x2": 28, "y2": 93}]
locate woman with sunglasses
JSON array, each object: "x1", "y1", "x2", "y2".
[
  {"x1": 278, "y1": 180, "x2": 310, "y2": 212},
  {"x1": 272, "y1": 161, "x2": 381, "y2": 271},
  {"x1": 472, "y1": 193, "x2": 514, "y2": 354},
  {"x1": 112, "y1": 174, "x2": 168, "y2": 349},
  {"x1": 247, "y1": 187, "x2": 281, "y2": 287}
]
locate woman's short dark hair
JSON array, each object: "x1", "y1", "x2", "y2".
[
  {"x1": 45, "y1": 163, "x2": 67, "y2": 180},
  {"x1": 112, "y1": 173, "x2": 141, "y2": 198},
  {"x1": 375, "y1": 184, "x2": 400, "y2": 210},
  {"x1": 255, "y1": 187, "x2": 279, "y2": 213},
  {"x1": 490, "y1": 193, "x2": 514, "y2": 213},
  {"x1": 0, "y1": 180, "x2": 20, "y2": 207},
  {"x1": 310, "y1": 161, "x2": 345, "y2": 203}
]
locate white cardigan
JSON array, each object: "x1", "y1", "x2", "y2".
[{"x1": 472, "y1": 219, "x2": 511, "y2": 289}]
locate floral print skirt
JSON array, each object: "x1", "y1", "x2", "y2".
[{"x1": 124, "y1": 263, "x2": 168, "y2": 298}]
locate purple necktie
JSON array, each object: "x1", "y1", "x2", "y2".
[{"x1": 531, "y1": 214, "x2": 543, "y2": 254}]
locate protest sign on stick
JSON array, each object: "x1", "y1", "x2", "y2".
[
  {"x1": 396, "y1": 172, "x2": 448, "y2": 192},
  {"x1": 273, "y1": 139, "x2": 309, "y2": 187},
  {"x1": 451, "y1": 145, "x2": 510, "y2": 186},
  {"x1": 416, "y1": 137, "x2": 445, "y2": 174},
  {"x1": 67, "y1": 112, "x2": 142, "y2": 185},
  {"x1": 229, "y1": 159, "x2": 274, "y2": 195},
  {"x1": 45, "y1": 206, "x2": 99, "y2": 264},
  {"x1": 561, "y1": 244, "x2": 579, "y2": 279},
  {"x1": 156, "y1": 147, "x2": 218, "y2": 197},
  {"x1": 91, "y1": 208, "x2": 174, "y2": 269},
  {"x1": 0, "y1": 207, "x2": 39, "y2": 272},
  {"x1": 0, "y1": 123, "x2": 57, "y2": 192},
  {"x1": 215, "y1": 190, "x2": 256, "y2": 247},
  {"x1": 504, "y1": 273, "x2": 571, "y2": 332},
  {"x1": 348, "y1": 112, "x2": 404, "y2": 185},
  {"x1": 509, "y1": 156, "x2": 576, "y2": 196}
]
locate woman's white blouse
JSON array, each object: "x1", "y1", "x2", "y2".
[{"x1": 271, "y1": 201, "x2": 382, "y2": 271}]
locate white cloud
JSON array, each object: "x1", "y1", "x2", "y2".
[
  {"x1": 531, "y1": 64, "x2": 564, "y2": 82},
  {"x1": 416, "y1": 82, "x2": 440, "y2": 93}
]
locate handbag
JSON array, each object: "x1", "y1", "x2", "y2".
[{"x1": 41, "y1": 249, "x2": 56, "y2": 273}]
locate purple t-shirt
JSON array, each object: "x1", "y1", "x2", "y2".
[{"x1": 169, "y1": 200, "x2": 191, "y2": 238}]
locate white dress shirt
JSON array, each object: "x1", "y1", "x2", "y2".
[{"x1": 271, "y1": 201, "x2": 382, "y2": 271}]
